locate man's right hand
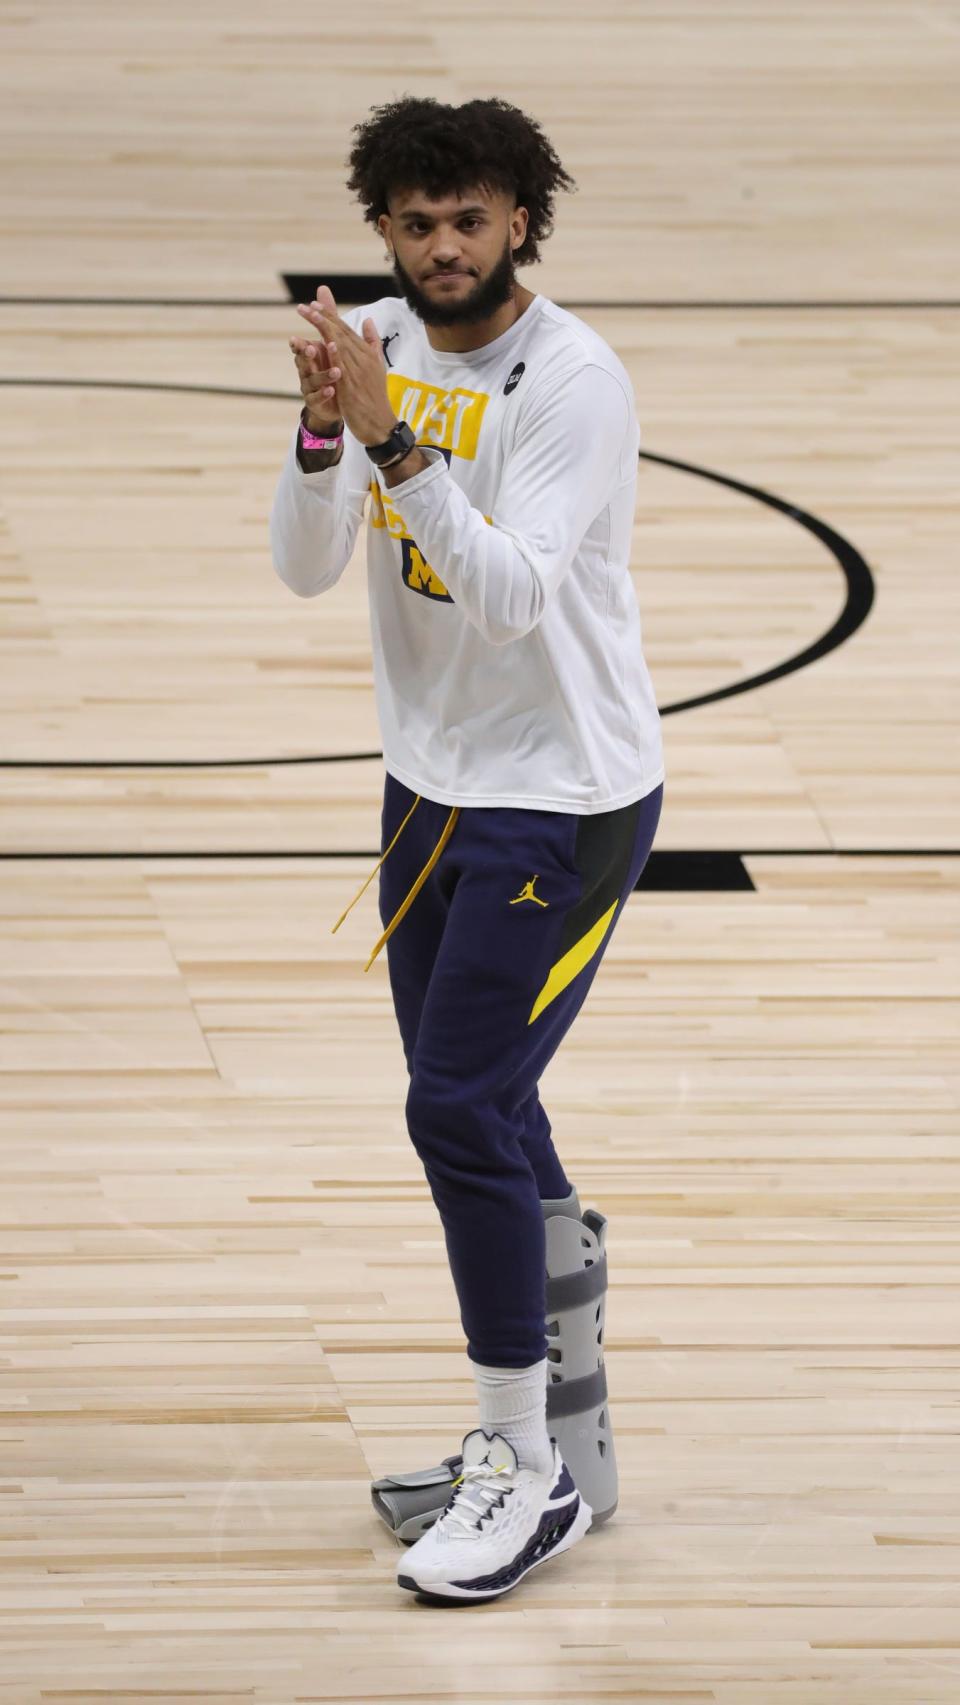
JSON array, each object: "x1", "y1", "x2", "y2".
[{"x1": 289, "y1": 284, "x2": 344, "y2": 434}]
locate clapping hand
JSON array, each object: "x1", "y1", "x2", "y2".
[{"x1": 289, "y1": 285, "x2": 397, "y2": 447}]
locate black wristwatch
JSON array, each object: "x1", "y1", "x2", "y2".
[{"x1": 364, "y1": 418, "x2": 418, "y2": 470}]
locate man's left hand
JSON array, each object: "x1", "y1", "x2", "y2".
[{"x1": 294, "y1": 288, "x2": 397, "y2": 448}]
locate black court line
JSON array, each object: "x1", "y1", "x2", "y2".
[
  {"x1": 0, "y1": 849, "x2": 958, "y2": 900},
  {"x1": 2, "y1": 294, "x2": 959, "y2": 310},
  {"x1": 1, "y1": 848, "x2": 952, "y2": 858}
]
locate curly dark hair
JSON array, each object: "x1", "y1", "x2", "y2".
[{"x1": 344, "y1": 95, "x2": 577, "y2": 268}]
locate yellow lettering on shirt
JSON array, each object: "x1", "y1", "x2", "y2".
[{"x1": 368, "y1": 376, "x2": 494, "y2": 602}]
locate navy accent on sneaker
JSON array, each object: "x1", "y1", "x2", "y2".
[
  {"x1": 549, "y1": 1460, "x2": 577, "y2": 1501},
  {"x1": 446, "y1": 1493, "x2": 581, "y2": 1593}
]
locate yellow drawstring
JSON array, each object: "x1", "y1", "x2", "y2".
[
  {"x1": 361, "y1": 805, "x2": 460, "y2": 972},
  {"x1": 330, "y1": 793, "x2": 422, "y2": 937},
  {"x1": 330, "y1": 792, "x2": 461, "y2": 973},
  {"x1": 451, "y1": 1462, "x2": 509, "y2": 1490}
]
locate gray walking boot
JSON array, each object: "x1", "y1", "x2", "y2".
[{"x1": 371, "y1": 1184, "x2": 618, "y2": 1542}]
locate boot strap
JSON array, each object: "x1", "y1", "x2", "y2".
[
  {"x1": 545, "y1": 1249, "x2": 607, "y2": 1313},
  {"x1": 545, "y1": 1364, "x2": 608, "y2": 1419}
]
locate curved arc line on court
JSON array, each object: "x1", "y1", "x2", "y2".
[{"x1": 0, "y1": 379, "x2": 874, "y2": 768}]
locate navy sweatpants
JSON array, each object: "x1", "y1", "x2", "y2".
[{"x1": 378, "y1": 770, "x2": 664, "y2": 1369}]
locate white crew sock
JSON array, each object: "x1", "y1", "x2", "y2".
[{"x1": 472, "y1": 1356, "x2": 555, "y2": 1477}]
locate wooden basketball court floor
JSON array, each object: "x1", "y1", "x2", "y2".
[{"x1": 1, "y1": 4, "x2": 958, "y2": 1701}]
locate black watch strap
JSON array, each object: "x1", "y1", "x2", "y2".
[{"x1": 365, "y1": 418, "x2": 417, "y2": 468}]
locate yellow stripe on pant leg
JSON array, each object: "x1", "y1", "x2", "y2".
[{"x1": 527, "y1": 900, "x2": 619, "y2": 1025}]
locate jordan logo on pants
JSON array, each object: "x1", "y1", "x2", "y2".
[{"x1": 510, "y1": 875, "x2": 549, "y2": 908}]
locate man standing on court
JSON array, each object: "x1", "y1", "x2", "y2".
[{"x1": 270, "y1": 93, "x2": 664, "y2": 1605}]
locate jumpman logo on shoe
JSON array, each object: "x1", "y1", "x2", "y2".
[
  {"x1": 396, "y1": 1424, "x2": 592, "y2": 1603},
  {"x1": 509, "y1": 875, "x2": 549, "y2": 908}
]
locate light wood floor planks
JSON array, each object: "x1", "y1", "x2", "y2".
[{"x1": 1, "y1": 2, "x2": 958, "y2": 1700}]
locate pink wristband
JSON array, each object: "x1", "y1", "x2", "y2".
[{"x1": 300, "y1": 418, "x2": 344, "y2": 450}]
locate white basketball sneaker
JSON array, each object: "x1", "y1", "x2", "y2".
[{"x1": 396, "y1": 1426, "x2": 593, "y2": 1603}]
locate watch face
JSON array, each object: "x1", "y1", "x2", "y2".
[{"x1": 371, "y1": 420, "x2": 415, "y2": 462}]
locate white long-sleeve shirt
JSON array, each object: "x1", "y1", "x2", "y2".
[{"x1": 269, "y1": 291, "x2": 664, "y2": 813}]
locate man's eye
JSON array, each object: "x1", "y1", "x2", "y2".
[{"x1": 410, "y1": 219, "x2": 480, "y2": 233}]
